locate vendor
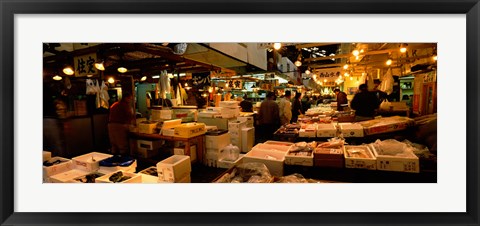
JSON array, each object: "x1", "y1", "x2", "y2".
[
  {"x1": 108, "y1": 92, "x2": 135, "y2": 155},
  {"x1": 350, "y1": 84, "x2": 379, "y2": 122}
]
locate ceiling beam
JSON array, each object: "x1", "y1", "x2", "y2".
[{"x1": 295, "y1": 43, "x2": 340, "y2": 49}]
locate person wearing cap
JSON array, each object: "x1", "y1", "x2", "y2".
[{"x1": 334, "y1": 88, "x2": 348, "y2": 111}]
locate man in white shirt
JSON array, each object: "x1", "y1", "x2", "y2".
[{"x1": 278, "y1": 90, "x2": 292, "y2": 125}]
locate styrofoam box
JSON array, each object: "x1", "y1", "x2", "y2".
[
  {"x1": 369, "y1": 144, "x2": 420, "y2": 173},
  {"x1": 299, "y1": 124, "x2": 317, "y2": 138},
  {"x1": 49, "y1": 169, "x2": 90, "y2": 183},
  {"x1": 219, "y1": 101, "x2": 239, "y2": 108},
  {"x1": 70, "y1": 172, "x2": 105, "y2": 183},
  {"x1": 175, "y1": 174, "x2": 191, "y2": 183},
  {"x1": 206, "y1": 107, "x2": 223, "y2": 112},
  {"x1": 43, "y1": 151, "x2": 52, "y2": 162},
  {"x1": 285, "y1": 151, "x2": 314, "y2": 166},
  {"x1": 72, "y1": 152, "x2": 113, "y2": 172},
  {"x1": 174, "y1": 145, "x2": 197, "y2": 162},
  {"x1": 137, "y1": 147, "x2": 158, "y2": 159},
  {"x1": 339, "y1": 123, "x2": 364, "y2": 137},
  {"x1": 198, "y1": 111, "x2": 220, "y2": 118},
  {"x1": 204, "y1": 151, "x2": 218, "y2": 167},
  {"x1": 140, "y1": 174, "x2": 159, "y2": 183},
  {"x1": 137, "y1": 140, "x2": 162, "y2": 150},
  {"x1": 217, "y1": 154, "x2": 244, "y2": 169},
  {"x1": 252, "y1": 143, "x2": 291, "y2": 154},
  {"x1": 98, "y1": 160, "x2": 137, "y2": 175},
  {"x1": 264, "y1": 140, "x2": 294, "y2": 147},
  {"x1": 243, "y1": 149, "x2": 286, "y2": 177},
  {"x1": 316, "y1": 123, "x2": 337, "y2": 138},
  {"x1": 237, "y1": 116, "x2": 254, "y2": 128},
  {"x1": 228, "y1": 120, "x2": 246, "y2": 132},
  {"x1": 162, "y1": 127, "x2": 176, "y2": 136},
  {"x1": 206, "y1": 132, "x2": 231, "y2": 150},
  {"x1": 344, "y1": 145, "x2": 377, "y2": 170},
  {"x1": 95, "y1": 170, "x2": 142, "y2": 183},
  {"x1": 43, "y1": 157, "x2": 73, "y2": 180},
  {"x1": 138, "y1": 122, "x2": 158, "y2": 134},
  {"x1": 222, "y1": 107, "x2": 240, "y2": 118},
  {"x1": 138, "y1": 166, "x2": 158, "y2": 177},
  {"x1": 241, "y1": 127, "x2": 255, "y2": 153},
  {"x1": 157, "y1": 155, "x2": 192, "y2": 183}
]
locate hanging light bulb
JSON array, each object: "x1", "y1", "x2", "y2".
[
  {"x1": 344, "y1": 72, "x2": 350, "y2": 77},
  {"x1": 108, "y1": 77, "x2": 115, "y2": 84},
  {"x1": 52, "y1": 75, "x2": 62, "y2": 81},
  {"x1": 343, "y1": 64, "x2": 349, "y2": 70},
  {"x1": 323, "y1": 79, "x2": 327, "y2": 82},
  {"x1": 305, "y1": 69, "x2": 311, "y2": 75},
  {"x1": 433, "y1": 55, "x2": 437, "y2": 61},
  {"x1": 400, "y1": 43, "x2": 408, "y2": 53},
  {"x1": 352, "y1": 50, "x2": 360, "y2": 56},
  {"x1": 360, "y1": 49, "x2": 364, "y2": 53},
  {"x1": 117, "y1": 67, "x2": 128, "y2": 73},
  {"x1": 94, "y1": 61, "x2": 105, "y2": 71},
  {"x1": 350, "y1": 76, "x2": 353, "y2": 81},
  {"x1": 295, "y1": 60, "x2": 302, "y2": 67},
  {"x1": 273, "y1": 43, "x2": 282, "y2": 50},
  {"x1": 140, "y1": 76, "x2": 147, "y2": 81},
  {"x1": 62, "y1": 65, "x2": 74, "y2": 76},
  {"x1": 386, "y1": 58, "x2": 393, "y2": 66},
  {"x1": 208, "y1": 87, "x2": 213, "y2": 93}
]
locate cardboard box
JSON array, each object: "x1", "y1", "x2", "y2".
[
  {"x1": 138, "y1": 121, "x2": 158, "y2": 134},
  {"x1": 359, "y1": 116, "x2": 415, "y2": 135},
  {"x1": 49, "y1": 169, "x2": 89, "y2": 183},
  {"x1": 198, "y1": 111, "x2": 221, "y2": 118},
  {"x1": 43, "y1": 151, "x2": 52, "y2": 162},
  {"x1": 174, "y1": 123, "x2": 206, "y2": 138},
  {"x1": 206, "y1": 132, "x2": 231, "y2": 150},
  {"x1": 151, "y1": 109, "x2": 173, "y2": 120},
  {"x1": 228, "y1": 120, "x2": 247, "y2": 132},
  {"x1": 95, "y1": 171, "x2": 141, "y2": 183},
  {"x1": 162, "y1": 128, "x2": 176, "y2": 136},
  {"x1": 344, "y1": 145, "x2": 376, "y2": 170},
  {"x1": 237, "y1": 116, "x2": 254, "y2": 128},
  {"x1": 242, "y1": 149, "x2": 286, "y2": 177},
  {"x1": 314, "y1": 147, "x2": 344, "y2": 168},
  {"x1": 217, "y1": 154, "x2": 244, "y2": 169},
  {"x1": 172, "y1": 108, "x2": 198, "y2": 122},
  {"x1": 339, "y1": 123, "x2": 364, "y2": 137},
  {"x1": 369, "y1": 144, "x2": 420, "y2": 173},
  {"x1": 206, "y1": 107, "x2": 223, "y2": 112},
  {"x1": 316, "y1": 123, "x2": 337, "y2": 138},
  {"x1": 241, "y1": 127, "x2": 255, "y2": 153},
  {"x1": 198, "y1": 117, "x2": 232, "y2": 130},
  {"x1": 175, "y1": 174, "x2": 191, "y2": 183},
  {"x1": 43, "y1": 157, "x2": 73, "y2": 180},
  {"x1": 98, "y1": 160, "x2": 137, "y2": 175},
  {"x1": 72, "y1": 152, "x2": 113, "y2": 172},
  {"x1": 157, "y1": 155, "x2": 192, "y2": 182}
]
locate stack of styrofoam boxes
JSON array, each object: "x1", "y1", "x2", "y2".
[
  {"x1": 344, "y1": 145, "x2": 377, "y2": 170},
  {"x1": 137, "y1": 140, "x2": 161, "y2": 158},
  {"x1": 157, "y1": 155, "x2": 192, "y2": 183},
  {"x1": 204, "y1": 130, "x2": 231, "y2": 167},
  {"x1": 368, "y1": 144, "x2": 420, "y2": 173},
  {"x1": 228, "y1": 120, "x2": 246, "y2": 153},
  {"x1": 237, "y1": 116, "x2": 255, "y2": 153},
  {"x1": 138, "y1": 166, "x2": 159, "y2": 183},
  {"x1": 339, "y1": 123, "x2": 364, "y2": 137},
  {"x1": 242, "y1": 143, "x2": 290, "y2": 177},
  {"x1": 43, "y1": 156, "x2": 74, "y2": 183},
  {"x1": 219, "y1": 101, "x2": 240, "y2": 119},
  {"x1": 95, "y1": 170, "x2": 142, "y2": 183}
]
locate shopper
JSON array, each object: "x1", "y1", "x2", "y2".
[
  {"x1": 278, "y1": 90, "x2": 292, "y2": 125},
  {"x1": 257, "y1": 91, "x2": 280, "y2": 142},
  {"x1": 350, "y1": 84, "x2": 379, "y2": 122},
  {"x1": 334, "y1": 88, "x2": 348, "y2": 111},
  {"x1": 291, "y1": 92, "x2": 303, "y2": 123},
  {"x1": 108, "y1": 92, "x2": 135, "y2": 155},
  {"x1": 239, "y1": 94, "x2": 253, "y2": 112}
]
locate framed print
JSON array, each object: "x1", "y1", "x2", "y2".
[{"x1": 1, "y1": 0, "x2": 479, "y2": 225}]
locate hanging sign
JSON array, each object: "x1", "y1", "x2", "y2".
[
  {"x1": 227, "y1": 79, "x2": 243, "y2": 89},
  {"x1": 74, "y1": 53, "x2": 98, "y2": 77},
  {"x1": 192, "y1": 72, "x2": 211, "y2": 87}
]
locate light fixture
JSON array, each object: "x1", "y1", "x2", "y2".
[
  {"x1": 108, "y1": 77, "x2": 115, "y2": 84},
  {"x1": 62, "y1": 65, "x2": 74, "y2": 76},
  {"x1": 305, "y1": 68, "x2": 311, "y2": 75},
  {"x1": 52, "y1": 75, "x2": 62, "y2": 81},
  {"x1": 273, "y1": 43, "x2": 282, "y2": 50},
  {"x1": 152, "y1": 75, "x2": 160, "y2": 79},
  {"x1": 313, "y1": 74, "x2": 317, "y2": 80},
  {"x1": 352, "y1": 50, "x2": 360, "y2": 56},
  {"x1": 433, "y1": 55, "x2": 437, "y2": 61},
  {"x1": 386, "y1": 58, "x2": 393, "y2": 66},
  {"x1": 94, "y1": 61, "x2": 105, "y2": 71},
  {"x1": 360, "y1": 49, "x2": 364, "y2": 53},
  {"x1": 185, "y1": 82, "x2": 188, "y2": 87},
  {"x1": 343, "y1": 64, "x2": 349, "y2": 70},
  {"x1": 140, "y1": 76, "x2": 147, "y2": 81},
  {"x1": 344, "y1": 72, "x2": 350, "y2": 77},
  {"x1": 208, "y1": 87, "x2": 213, "y2": 93},
  {"x1": 400, "y1": 44, "x2": 408, "y2": 53},
  {"x1": 117, "y1": 67, "x2": 128, "y2": 73},
  {"x1": 350, "y1": 77, "x2": 353, "y2": 80},
  {"x1": 323, "y1": 79, "x2": 327, "y2": 82},
  {"x1": 86, "y1": 74, "x2": 94, "y2": 78},
  {"x1": 295, "y1": 60, "x2": 302, "y2": 67}
]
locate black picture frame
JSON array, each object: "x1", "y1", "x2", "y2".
[{"x1": 1, "y1": 0, "x2": 479, "y2": 225}]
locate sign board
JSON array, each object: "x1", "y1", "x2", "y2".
[
  {"x1": 227, "y1": 79, "x2": 243, "y2": 89},
  {"x1": 192, "y1": 72, "x2": 211, "y2": 87},
  {"x1": 74, "y1": 53, "x2": 98, "y2": 77}
]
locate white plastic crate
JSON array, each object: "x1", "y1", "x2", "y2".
[
  {"x1": 157, "y1": 155, "x2": 192, "y2": 182},
  {"x1": 72, "y1": 152, "x2": 113, "y2": 172},
  {"x1": 217, "y1": 154, "x2": 244, "y2": 169}
]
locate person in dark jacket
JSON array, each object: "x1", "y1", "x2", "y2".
[
  {"x1": 350, "y1": 84, "x2": 380, "y2": 122},
  {"x1": 291, "y1": 92, "x2": 303, "y2": 123},
  {"x1": 334, "y1": 88, "x2": 348, "y2": 111}
]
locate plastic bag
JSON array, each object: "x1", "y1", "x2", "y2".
[
  {"x1": 379, "y1": 99, "x2": 392, "y2": 111},
  {"x1": 219, "y1": 144, "x2": 240, "y2": 162},
  {"x1": 373, "y1": 139, "x2": 414, "y2": 157},
  {"x1": 379, "y1": 68, "x2": 394, "y2": 95},
  {"x1": 86, "y1": 79, "x2": 96, "y2": 95},
  {"x1": 215, "y1": 162, "x2": 272, "y2": 183},
  {"x1": 275, "y1": 173, "x2": 308, "y2": 183},
  {"x1": 99, "y1": 81, "x2": 110, "y2": 109}
]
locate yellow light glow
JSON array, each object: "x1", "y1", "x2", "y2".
[
  {"x1": 273, "y1": 43, "x2": 282, "y2": 50},
  {"x1": 295, "y1": 60, "x2": 302, "y2": 67},
  {"x1": 140, "y1": 76, "x2": 147, "y2": 81},
  {"x1": 400, "y1": 47, "x2": 407, "y2": 53},
  {"x1": 343, "y1": 64, "x2": 349, "y2": 70},
  {"x1": 94, "y1": 62, "x2": 105, "y2": 71},
  {"x1": 108, "y1": 77, "x2": 115, "y2": 84},
  {"x1": 86, "y1": 74, "x2": 94, "y2": 78},
  {"x1": 344, "y1": 73, "x2": 349, "y2": 77},
  {"x1": 352, "y1": 50, "x2": 359, "y2": 56},
  {"x1": 62, "y1": 66, "x2": 74, "y2": 75},
  {"x1": 323, "y1": 79, "x2": 327, "y2": 82},
  {"x1": 52, "y1": 75, "x2": 62, "y2": 81},
  {"x1": 433, "y1": 55, "x2": 437, "y2": 61},
  {"x1": 305, "y1": 69, "x2": 311, "y2": 75},
  {"x1": 350, "y1": 77, "x2": 353, "y2": 80},
  {"x1": 360, "y1": 49, "x2": 364, "y2": 53},
  {"x1": 386, "y1": 59, "x2": 392, "y2": 66},
  {"x1": 208, "y1": 87, "x2": 213, "y2": 93},
  {"x1": 185, "y1": 82, "x2": 188, "y2": 87},
  {"x1": 117, "y1": 67, "x2": 128, "y2": 73}
]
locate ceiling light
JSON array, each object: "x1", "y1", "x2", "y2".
[
  {"x1": 295, "y1": 60, "x2": 302, "y2": 67},
  {"x1": 305, "y1": 69, "x2": 311, "y2": 75},
  {"x1": 344, "y1": 73, "x2": 350, "y2": 77},
  {"x1": 52, "y1": 75, "x2": 62, "y2": 81},
  {"x1": 107, "y1": 77, "x2": 115, "y2": 84},
  {"x1": 360, "y1": 49, "x2": 364, "y2": 53},
  {"x1": 185, "y1": 82, "x2": 188, "y2": 87},
  {"x1": 94, "y1": 61, "x2": 105, "y2": 71},
  {"x1": 62, "y1": 65, "x2": 74, "y2": 76},
  {"x1": 343, "y1": 64, "x2": 349, "y2": 70},
  {"x1": 350, "y1": 77, "x2": 353, "y2": 80},
  {"x1": 117, "y1": 67, "x2": 128, "y2": 73},
  {"x1": 152, "y1": 75, "x2": 160, "y2": 79},
  {"x1": 323, "y1": 79, "x2": 327, "y2": 82},
  {"x1": 400, "y1": 47, "x2": 407, "y2": 53},
  {"x1": 273, "y1": 43, "x2": 282, "y2": 50},
  {"x1": 352, "y1": 50, "x2": 360, "y2": 56},
  {"x1": 386, "y1": 59, "x2": 393, "y2": 66},
  {"x1": 140, "y1": 76, "x2": 147, "y2": 81},
  {"x1": 87, "y1": 74, "x2": 94, "y2": 78},
  {"x1": 433, "y1": 55, "x2": 437, "y2": 61}
]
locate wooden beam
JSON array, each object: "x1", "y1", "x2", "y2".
[{"x1": 295, "y1": 43, "x2": 339, "y2": 49}]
